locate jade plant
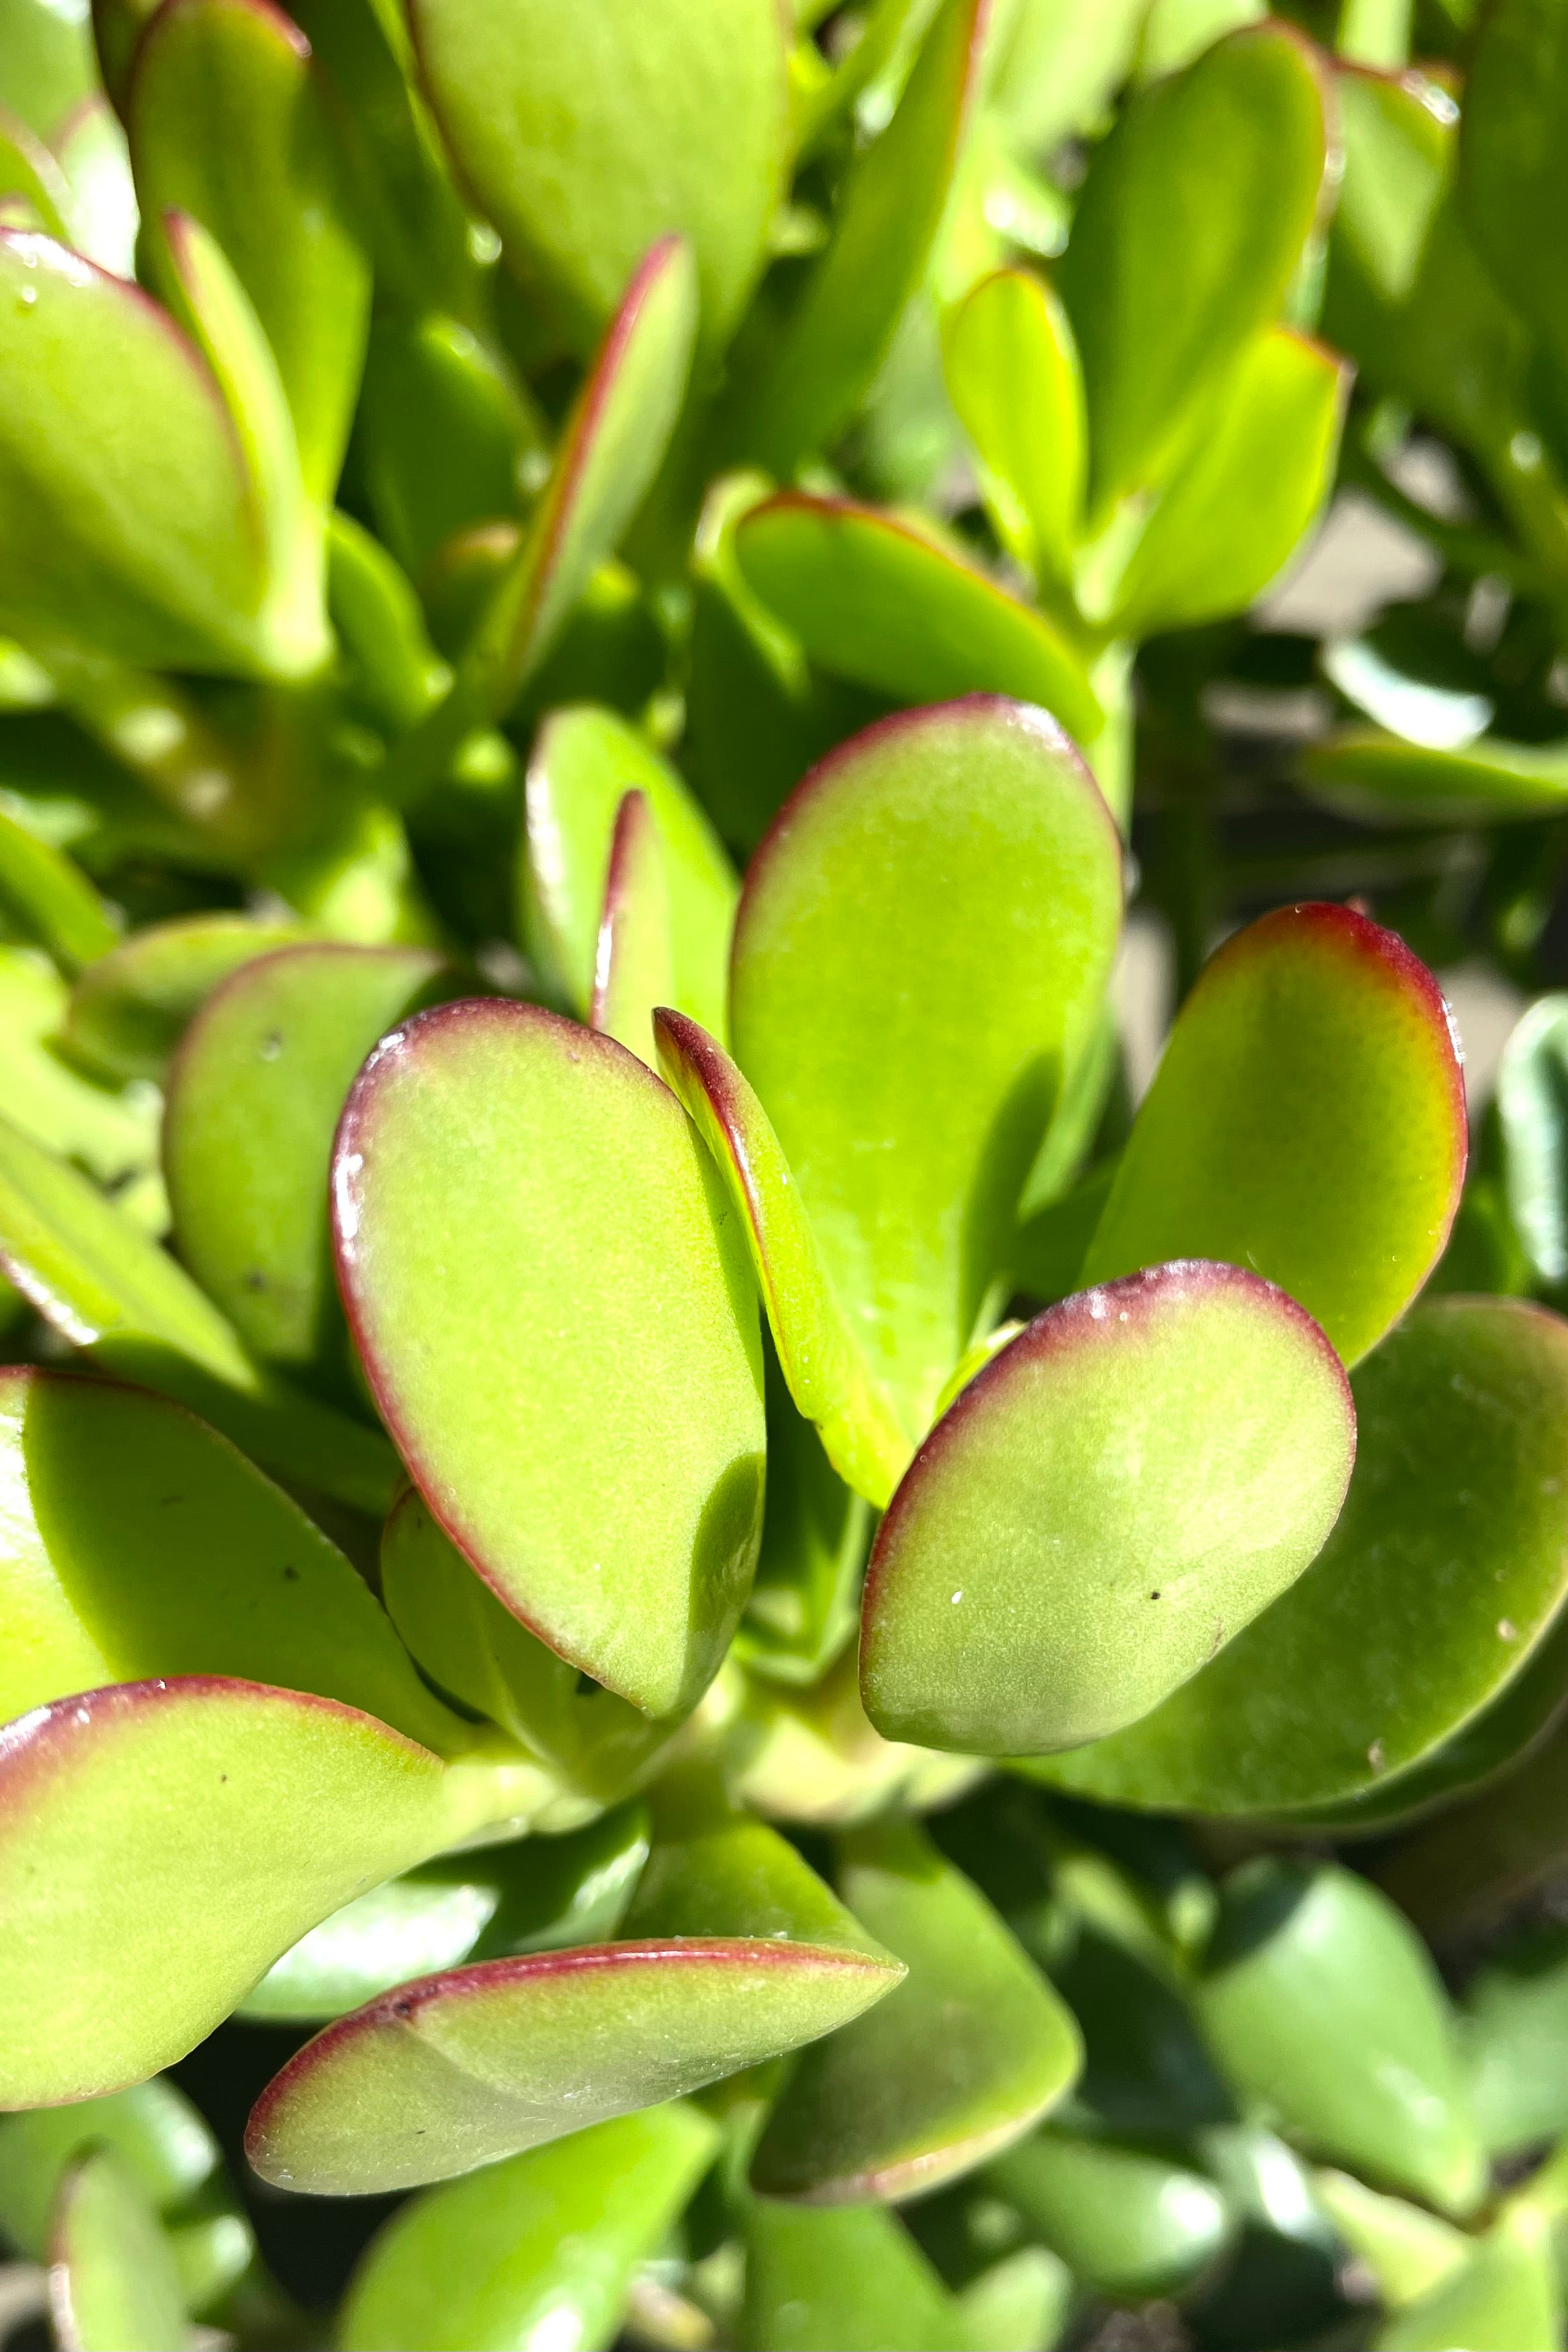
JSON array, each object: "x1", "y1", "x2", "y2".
[{"x1": 8, "y1": 0, "x2": 1568, "y2": 2348}]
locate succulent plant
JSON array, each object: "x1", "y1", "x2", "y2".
[{"x1": 8, "y1": 0, "x2": 1568, "y2": 2348}]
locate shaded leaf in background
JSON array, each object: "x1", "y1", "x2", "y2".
[{"x1": 47, "y1": 2147, "x2": 189, "y2": 2352}]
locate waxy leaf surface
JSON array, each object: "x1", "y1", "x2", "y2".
[
  {"x1": 731, "y1": 698, "x2": 1120, "y2": 1436},
  {"x1": 1375, "y1": 2221, "x2": 1561, "y2": 2352},
  {"x1": 942, "y1": 266, "x2": 1085, "y2": 589},
  {"x1": 864, "y1": 1263, "x2": 1354, "y2": 1756},
  {"x1": 588, "y1": 791, "x2": 672, "y2": 1066},
  {"x1": 335, "y1": 999, "x2": 765, "y2": 1718},
  {"x1": 0, "y1": 802, "x2": 116, "y2": 971},
  {"x1": 64, "y1": 912, "x2": 310, "y2": 1085},
  {"x1": 988, "y1": 2129, "x2": 1230, "y2": 2299},
  {"x1": 0, "y1": 947, "x2": 157, "y2": 1186},
  {"x1": 1082, "y1": 904, "x2": 1465, "y2": 1366},
  {"x1": 340, "y1": 2105, "x2": 721, "y2": 2352},
  {"x1": 521, "y1": 703, "x2": 736, "y2": 1038},
  {"x1": 740, "y1": 2202, "x2": 964, "y2": 2352},
  {"x1": 165, "y1": 942, "x2": 443, "y2": 1368},
  {"x1": 48, "y1": 2148, "x2": 189, "y2": 2352},
  {"x1": 1032, "y1": 1299, "x2": 1568, "y2": 1815},
  {"x1": 751, "y1": 1818, "x2": 1081, "y2": 2202},
  {"x1": 1195, "y1": 1860, "x2": 1484, "y2": 2216},
  {"x1": 247, "y1": 1938, "x2": 901, "y2": 2193},
  {"x1": 735, "y1": 499, "x2": 1101, "y2": 746},
  {"x1": 1058, "y1": 24, "x2": 1327, "y2": 512},
  {"x1": 0, "y1": 2079, "x2": 219, "y2": 2262},
  {"x1": 410, "y1": 0, "x2": 787, "y2": 351}
]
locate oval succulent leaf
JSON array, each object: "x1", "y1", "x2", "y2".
[
  {"x1": 941, "y1": 265, "x2": 1087, "y2": 591},
  {"x1": 730, "y1": 696, "x2": 1121, "y2": 1438},
  {"x1": 0, "y1": 802, "x2": 118, "y2": 973},
  {"x1": 987, "y1": 2129, "x2": 1232, "y2": 2299},
  {"x1": 47, "y1": 2147, "x2": 189, "y2": 2352},
  {"x1": 334, "y1": 998, "x2": 766, "y2": 1718},
  {"x1": 0, "y1": 1677, "x2": 494, "y2": 2105},
  {"x1": 862, "y1": 1263, "x2": 1355, "y2": 1757},
  {"x1": 1081, "y1": 903, "x2": 1467, "y2": 1367},
  {"x1": 1031, "y1": 1298, "x2": 1568, "y2": 1815},
  {"x1": 1302, "y1": 731, "x2": 1568, "y2": 828},
  {"x1": 734, "y1": 497, "x2": 1102, "y2": 746},
  {"x1": 246, "y1": 1937, "x2": 902, "y2": 2195},
  {"x1": 164, "y1": 941, "x2": 444, "y2": 1368},
  {"x1": 338, "y1": 2105, "x2": 722, "y2": 2352},
  {"x1": 750, "y1": 1817, "x2": 1081, "y2": 2203},
  {"x1": 409, "y1": 0, "x2": 787, "y2": 353},
  {"x1": 740, "y1": 2200, "x2": 966, "y2": 2352},
  {"x1": 63, "y1": 913, "x2": 308, "y2": 1085},
  {"x1": 0, "y1": 2078, "x2": 220, "y2": 2264}
]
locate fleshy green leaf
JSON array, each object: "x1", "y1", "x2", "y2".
[
  {"x1": 164, "y1": 941, "x2": 443, "y2": 1369},
  {"x1": 355, "y1": 314, "x2": 535, "y2": 580},
  {"x1": 0, "y1": 800, "x2": 117, "y2": 969},
  {"x1": 339, "y1": 2106, "x2": 722, "y2": 2352},
  {"x1": 1028, "y1": 1299, "x2": 1568, "y2": 1815},
  {"x1": 0, "y1": 945, "x2": 157, "y2": 1185},
  {"x1": 247, "y1": 1936, "x2": 902, "y2": 2195},
  {"x1": 1057, "y1": 23, "x2": 1327, "y2": 513},
  {"x1": 327, "y1": 507, "x2": 451, "y2": 731},
  {"x1": 1195, "y1": 1859, "x2": 1485, "y2": 2216},
  {"x1": 1081, "y1": 904, "x2": 1466, "y2": 1366},
  {"x1": 729, "y1": 697, "x2": 1121, "y2": 1437},
  {"x1": 0, "y1": 1109, "x2": 402, "y2": 1513},
  {"x1": 520, "y1": 703, "x2": 737, "y2": 1038},
  {"x1": 0, "y1": 2079, "x2": 220, "y2": 2263},
  {"x1": 988, "y1": 2129, "x2": 1231, "y2": 2299},
  {"x1": 63, "y1": 911, "x2": 309, "y2": 1085},
  {"x1": 734, "y1": 498, "x2": 1102, "y2": 746},
  {"x1": 1315, "y1": 2170, "x2": 1469, "y2": 2310},
  {"x1": 591, "y1": 793, "x2": 672, "y2": 1052},
  {"x1": 941, "y1": 266, "x2": 1085, "y2": 591},
  {"x1": 0, "y1": 230, "x2": 281, "y2": 676},
  {"x1": 0, "y1": 100, "x2": 73, "y2": 239},
  {"x1": 1302, "y1": 730, "x2": 1568, "y2": 828},
  {"x1": 409, "y1": 0, "x2": 787, "y2": 353},
  {"x1": 738, "y1": 1355, "x2": 871, "y2": 1686},
  {"x1": 334, "y1": 999, "x2": 766, "y2": 1718},
  {"x1": 750, "y1": 1818, "x2": 1081, "y2": 2202},
  {"x1": 47, "y1": 2148, "x2": 189, "y2": 2352},
  {"x1": 1461, "y1": 1925, "x2": 1568, "y2": 2157},
  {"x1": 1105, "y1": 329, "x2": 1348, "y2": 636},
  {"x1": 1375, "y1": 2215, "x2": 1561, "y2": 2352},
  {"x1": 730, "y1": 1643, "x2": 984, "y2": 1828},
  {"x1": 1461, "y1": 0, "x2": 1568, "y2": 376},
  {"x1": 129, "y1": 0, "x2": 371, "y2": 505},
  {"x1": 740, "y1": 2202, "x2": 966, "y2": 2352},
  {"x1": 241, "y1": 1806, "x2": 651, "y2": 2024},
  {"x1": 863, "y1": 1263, "x2": 1355, "y2": 1757}
]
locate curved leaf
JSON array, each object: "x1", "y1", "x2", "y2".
[
  {"x1": 735, "y1": 498, "x2": 1102, "y2": 745},
  {"x1": 864, "y1": 1263, "x2": 1355, "y2": 1756},
  {"x1": 47, "y1": 2148, "x2": 188, "y2": 2352},
  {"x1": 1302, "y1": 731, "x2": 1568, "y2": 828},
  {"x1": 1461, "y1": 0, "x2": 1568, "y2": 375},
  {"x1": 164, "y1": 941, "x2": 443, "y2": 1368},
  {"x1": 0, "y1": 946, "x2": 156, "y2": 1185},
  {"x1": 941, "y1": 266, "x2": 1085, "y2": 591},
  {"x1": 1029, "y1": 1299, "x2": 1568, "y2": 1815},
  {"x1": 588, "y1": 791, "x2": 673, "y2": 1066},
  {"x1": 1081, "y1": 904, "x2": 1466, "y2": 1366},
  {"x1": 0, "y1": 2078, "x2": 220, "y2": 2265},
  {"x1": 730, "y1": 696, "x2": 1121, "y2": 1436},
  {"x1": 247, "y1": 1937, "x2": 902, "y2": 2194},
  {"x1": 63, "y1": 912, "x2": 309, "y2": 1085},
  {"x1": 740, "y1": 2202, "x2": 964, "y2": 2352},
  {"x1": 0, "y1": 800, "x2": 117, "y2": 971},
  {"x1": 334, "y1": 998, "x2": 765, "y2": 1717},
  {"x1": 340, "y1": 2105, "x2": 722, "y2": 2352},
  {"x1": 1375, "y1": 2218, "x2": 1561, "y2": 2352},
  {"x1": 988, "y1": 2129, "x2": 1230, "y2": 2299}
]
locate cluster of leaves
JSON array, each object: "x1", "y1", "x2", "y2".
[{"x1": 10, "y1": 0, "x2": 1568, "y2": 2347}]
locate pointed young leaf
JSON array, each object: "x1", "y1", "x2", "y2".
[
  {"x1": 64, "y1": 913, "x2": 308, "y2": 1085},
  {"x1": 1303, "y1": 731, "x2": 1568, "y2": 828},
  {"x1": 1314, "y1": 2172, "x2": 1469, "y2": 2310},
  {"x1": 735, "y1": 498, "x2": 1102, "y2": 746},
  {"x1": 988, "y1": 2130, "x2": 1230, "y2": 2299},
  {"x1": 863, "y1": 1263, "x2": 1355, "y2": 1755},
  {"x1": 165, "y1": 941, "x2": 444, "y2": 1368},
  {"x1": 1107, "y1": 329, "x2": 1349, "y2": 637},
  {"x1": 335, "y1": 1000, "x2": 765, "y2": 1717},
  {"x1": 0, "y1": 230, "x2": 274, "y2": 675},
  {"x1": 1195, "y1": 1860, "x2": 1485, "y2": 2217},
  {"x1": 1031, "y1": 1299, "x2": 1568, "y2": 1815},
  {"x1": 655, "y1": 1011, "x2": 910, "y2": 1506},
  {"x1": 1081, "y1": 904, "x2": 1466, "y2": 1366},
  {"x1": 1058, "y1": 24, "x2": 1328, "y2": 512},
  {"x1": 128, "y1": 0, "x2": 372, "y2": 503},
  {"x1": 340, "y1": 2107, "x2": 722, "y2": 2352},
  {"x1": 751, "y1": 1818, "x2": 1081, "y2": 2202},
  {"x1": 48, "y1": 2149, "x2": 189, "y2": 2352},
  {"x1": 731, "y1": 698, "x2": 1121, "y2": 1435},
  {"x1": 741, "y1": 2202, "x2": 966, "y2": 2352},
  {"x1": 409, "y1": 0, "x2": 787, "y2": 353},
  {"x1": 247, "y1": 1938, "x2": 902, "y2": 2194},
  {"x1": 521, "y1": 704, "x2": 737, "y2": 1038},
  {"x1": 941, "y1": 267, "x2": 1086, "y2": 589},
  {"x1": 0, "y1": 802, "x2": 117, "y2": 971},
  {"x1": 588, "y1": 792, "x2": 671, "y2": 1067}
]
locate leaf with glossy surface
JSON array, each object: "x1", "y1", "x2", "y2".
[
  {"x1": 340, "y1": 2105, "x2": 721, "y2": 2352},
  {"x1": 988, "y1": 2129, "x2": 1230, "y2": 2299},
  {"x1": 731, "y1": 697, "x2": 1120, "y2": 1436},
  {"x1": 735, "y1": 499, "x2": 1101, "y2": 745},
  {"x1": 740, "y1": 2202, "x2": 964, "y2": 2352},
  {"x1": 1461, "y1": 1925, "x2": 1568, "y2": 2157},
  {"x1": 335, "y1": 999, "x2": 765, "y2": 1717},
  {"x1": 941, "y1": 267, "x2": 1085, "y2": 591},
  {"x1": 129, "y1": 0, "x2": 370, "y2": 504},
  {"x1": 1107, "y1": 329, "x2": 1347, "y2": 636},
  {"x1": 1031, "y1": 1299, "x2": 1568, "y2": 1815},
  {"x1": 63, "y1": 912, "x2": 308, "y2": 1084},
  {"x1": 1081, "y1": 904, "x2": 1465, "y2": 1366},
  {"x1": 1058, "y1": 25, "x2": 1327, "y2": 513},
  {"x1": 1303, "y1": 731, "x2": 1568, "y2": 828},
  {"x1": 750, "y1": 1818, "x2": 1081, "y2": 2202},
  {"x1": 1195, "y1": 1859, "x2": 1484, "y2": 2216},
  {"x1": 864, "y1": 1263, "x2": 1354, "y2": 1756},
  {"x1": 410, "y1": 0, "x2": 786, "y2": 353},
  {"x1": 0, "y1": 231, "x2": 277, "y2": 676},
  {"x1": 48, "y1": 2148, "x2": 189, "y2": 2352},
  {"x1": 247, "y1": 1936, "x2": 900, "y2": 2194},
  {"x1": 165, "y1": 941, "x2": 443, "y2": 1368},
  {"x1": 521, "y1": 705, "x2": 737, "y2": 1038}
]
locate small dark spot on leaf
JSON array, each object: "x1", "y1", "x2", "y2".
[
  {"x1": 1150, "y1": 1591, "x2": 1161, "y2": 1601},
  {"x1": 282, "y1": 1565, "x2": 299, "y2": 1581},
  {"x1": 244, "y1": 1270, "x2": 268, "y2": 1291},
  {"x1": 392, "y1": 1999, "x2": 414, "y2": 2018},
  {"x1": 259, "y1": 1031, "x2": 284, "y2": 1061},
  {"x1": 219, "y1": 1774, "x2": 228, "y2": 1783}
]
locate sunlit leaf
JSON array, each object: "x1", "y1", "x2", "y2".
[
  {"x1": 740, "y1": 2201, "x2": 965, "y2": 2352},
  {"x1": 1303, "y1": 730, "x2": 1568, "y2": 828},
  {"x1": 64, "y1": 912, "x2": 308, "y2": 1084},
  {"x1": 0, "y1": 797, "x2": 116, "y2": 970},
  {"x1": 941, "y1": 267, "x2": 1085, "y2": 591},
  {"x1": 988, "y1": 2129, "x2": 1231, "y2": 2299}
]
